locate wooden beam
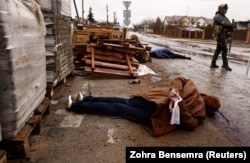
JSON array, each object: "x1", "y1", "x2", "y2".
[
  {"x1": 85, "y1": 59, "x2": 137, "y2": 71},
  {"x1": 84, "y1": 54, "x2": 139, "y2": 67},
  {"x1": 84, "y1": 66, "x2": 138, "y2": 77},
  {"x1": 125, "y1": 53, "x2": 134, "y2": 75},
  {"x1": 91, "y1": 46, "x2": 95, "y2": 70}
]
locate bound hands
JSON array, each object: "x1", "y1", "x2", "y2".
[{"x1": 169, "y1": 88, "x2": 182, "y2": 113}]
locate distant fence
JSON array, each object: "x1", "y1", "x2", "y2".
[{"x1": 161, "y1": 28, "x2": 250, "y2": 43}]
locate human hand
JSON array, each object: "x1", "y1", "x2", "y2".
[
  {"x1": 168, "y1": 88, "x2": 182, "y2": 113},
  {"x1": 169, "y1": 88, "x2": 182, "y2": 102},
  {"x1": 169, "y1": 101, "x2": 174, "y2": 113}
]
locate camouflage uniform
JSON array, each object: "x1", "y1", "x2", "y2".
[{"x1": 211, "y1": 4, "x2": 233, "y2": 71}]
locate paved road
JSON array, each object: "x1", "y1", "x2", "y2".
[
  {"x1": 135, "y1": 32, "x2": 250, "y2": 146},
  {"x1": 134, "y1": 32, "x2": 250, "y2": 76},
  {"x1": 10, "y1": 32, "x2": 250, "y2": 163}
]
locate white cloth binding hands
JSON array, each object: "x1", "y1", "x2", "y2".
[
  {"x1": 169, "y1": 88, "x2": 183, "y2": 125},
  {"x1": 170, "y1": 99, "x2": 182, "y2": 125}
]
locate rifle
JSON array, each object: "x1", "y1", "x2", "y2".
[
  {"x1": 228, "y1": 35, "x2": 232, "y2": 54},
  {"x1": 228, "y1": 19, "x2": 234, "y2": 54}
]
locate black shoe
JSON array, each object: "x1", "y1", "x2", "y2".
[
  {"x1": 222, "y1": 65, "x2": 232, "y2": 71},
  {"x1": 210, "y1": 64, "x2": 219, "y2": 68}
]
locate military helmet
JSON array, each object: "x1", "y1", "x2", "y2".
[{"x1": 218, "y1": 3, "x2": 228, "y2": 10}]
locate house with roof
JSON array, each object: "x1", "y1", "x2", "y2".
[
  {"x1": 163, "y1": 15, "x2": 213, "y2": 30},
  {"x1": 236, "y1": 21, "x2": 250, "y2": 29},
  {"x1": 161, "y1": 15, "x2": 250, "y2": 41},
  {"x1": 193, "y1": 17, "x2": 213, "y2": 28}
]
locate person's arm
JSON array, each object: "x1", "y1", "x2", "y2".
[
  {"x1": 168, "y1": 88, "x2": 199, "y2": 129},
  {"x1": 178, "y1": 101, "x2": 199, "y2": 130},
  {"x1": 215, "y1": 14, "x2": 232, "y2": 28}
]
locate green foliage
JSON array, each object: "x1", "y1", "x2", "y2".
[
  {"x1": 87, "y1": 7, "x2": 95, "y2": 23},
  {"x1": 154, "y1": 17, "x2": 162, "y2": 32},
  {"x1": 204, "y1": 24, "x2": 213, "y2": 31}
]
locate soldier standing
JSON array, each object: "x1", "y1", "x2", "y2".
[{"x1": 211, "y1": 4, "x2": 233, "y2": 71}]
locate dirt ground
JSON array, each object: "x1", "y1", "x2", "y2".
[{"x1": 7, "y1": 33, "x2": 250, "y2": 163}]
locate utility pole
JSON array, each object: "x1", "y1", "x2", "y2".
[
  {"x1": 106, "y1": 4, "x2": 109, "y2": 26},
  {"x1": 114, "y1": 11, "x2": 117, "y2": 24},
  {"x1": 73, "y1": 0, "x2": 80, "y2": 23}
]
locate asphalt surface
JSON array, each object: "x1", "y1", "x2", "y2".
[{"x1": 7, "y1": 32, "x2": 250, "y2": 163}]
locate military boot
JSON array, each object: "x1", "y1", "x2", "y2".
[
  {"x1": 222, "y1": 65, "x2": 232, "y2": 71},
  {"x1": 210, "y1": 61, "x2": 219, "y2": 68}
]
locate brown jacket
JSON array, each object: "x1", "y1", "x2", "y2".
[{"x1": 133, "y1": 76, "x2": 206, "y2": 137}]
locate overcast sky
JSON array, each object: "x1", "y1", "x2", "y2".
[{"x1": 71, "y1": 0, "x2": 250, "y2": 25}]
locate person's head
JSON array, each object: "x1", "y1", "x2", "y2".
[
  {"x1": 218, "y1": 3, "x2": 228, "y2": 14},
  {"x1": 200, "y1": 93, "x2": 221, "y2": 116}
]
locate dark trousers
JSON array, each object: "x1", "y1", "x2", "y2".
[
  {"x1": 212, "y1": 38, "x2": 229, "y2": 66},
  {"x1": 70, "y1": 96, "x2": 157, "y2": 126}
]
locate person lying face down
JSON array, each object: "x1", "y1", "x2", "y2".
[
  {"x1": 149, "y1": 48, "x2": 191, "y2": 60},
  {"x1": 67, "y1": 76, "x2": 220, "y2": 137}
]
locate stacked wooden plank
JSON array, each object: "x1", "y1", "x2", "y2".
[
  {"x1": 38, "y1": 0, "x2": 73, "y2": 87},
  {"x1": 72, "y1": 26, "x2": 125, "y2": 71},
  {"x1": 2, "y1": 98, "x2": 50, "y2": 159},
  {"x1": 72, "y1": 26, "x2": 124, "y2": 47},
  {"x1": 72, "y1": 26, "x2": 152, "y2": 76},
  {"x1": 85, "y1": 43, "x2": 141, "y2": 76},
  {"x1": 0, "y1": 0, "x2": 46, "y2": 139}
]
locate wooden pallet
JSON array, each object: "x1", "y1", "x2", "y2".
[
  {"x1": 46, "y1": 70, "x2": 74, "y2": 98},
  {"x1": 72, "y1": 27, "x2": 124, "y2": 47},
  {"x1": 0, "y1": 97, "x2": 50, "y2": 159},
  {"x1": 83, "y1": 43, "x2": 142, "y2": 77},
  {"x1": 0, "y1": 150, "x2": 7, "y2": 163}
]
